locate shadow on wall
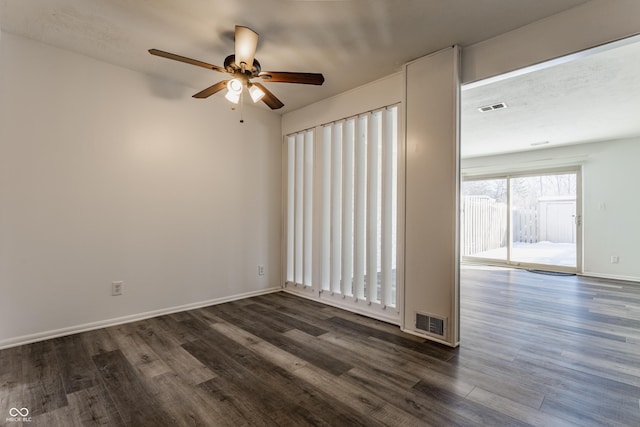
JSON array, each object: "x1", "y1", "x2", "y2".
[{"x1": 145, "y1": 74, "x2": 191, "y2": 100}]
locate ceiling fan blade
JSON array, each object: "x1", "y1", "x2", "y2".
[
  {"x1": 259, "y1": 71, "x2": 325, "y2": 85},
  {"x1": 252, "y1": 82, "x2": 284, "y2": 110},
  {"x1": 193, "y1": 80, "x2": 229, "y2": 98},
  {"x1": 149, "y1": 49, "x2": 225, "y2": 72},
  {"x1": 235, "y1": 26, "x2": 259, "y2": 69}
]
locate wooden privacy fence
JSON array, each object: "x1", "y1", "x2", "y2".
[
  {"x1": 462, "y1": 196, "x2": 576, "y2": 256},
  {"x1": 461, "y1": 196, "x2": 507, "y2": 256},
  {"x1": 511, "y1": 198, "x2": 576, "y2": 244},
  {"x1": 512, "y1": 206, "x2": 539, "y2": 244}
]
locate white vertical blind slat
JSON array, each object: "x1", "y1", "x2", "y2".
[
  {"x1": 303, "y1": 130, "x2": 314, "y2": 286},
  {"x1": 381, "y1": 109, "x2": 394, "y2": 307},
  {"x1": 320, "y1": 126, "x2": 332, "y2": 291},
  {"x1": 390, "y1": 106, "x2": 399, "y2": 306},
  {"x1": 341, "y1": 120, "x2": 355, "y2": 296},
  {"x1": 286, "y1": 136, "x2": 295, "y2": 282},
  {"x1": 353, "y1": 116, "x2": 367, "y2": 299},
  {"x1": 294, "y1": 133, "x2": 305, "y2": 284},
  {"x1": 366, "y1": 112, "x2": 379, "y2": 303},
  {"x1": 330, "y1": 123, "x2": 343, "y2": 293}
]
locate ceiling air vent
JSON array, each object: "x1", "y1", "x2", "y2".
[
  {"x1": 415, "y1": 312, "x2": 447, "y2": 338},
  {"x1": 478, "y1": 102, "x2": 507, "y2": 113}
]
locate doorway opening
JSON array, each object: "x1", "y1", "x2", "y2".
[{"x1": 460, "y1": 33, "x2": 640, "y2": 278}]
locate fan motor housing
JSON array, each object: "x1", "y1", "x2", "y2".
[{"x1": 224, "y1": 54, "x2": 261, "y2": 76}]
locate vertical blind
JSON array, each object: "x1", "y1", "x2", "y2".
[{"x1": 286, "y1": 106, "x2": 398, "y2": 309}]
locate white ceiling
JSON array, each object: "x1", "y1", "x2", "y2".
[
  {"x1": 0, "y1": 0, "x2": 590, "y2": 114},
  {"x1": 4, "y1": 0, "x2": 634, "y2": 158},
  {"x1": 461, "y1": 36, "x2": 640, "y2": 158}
]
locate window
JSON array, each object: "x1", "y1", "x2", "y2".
[{"x1": 286, "y1": 106, "x2": 399, "y2": 311}]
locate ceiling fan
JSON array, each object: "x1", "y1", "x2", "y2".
[{"x1": 149, "y1": 25, "x2": 325, "y2": 110}]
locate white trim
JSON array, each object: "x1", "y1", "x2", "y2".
[
  {"x1": 401, "y1": 327, "x2": 459, "y2": 348},
  {"x1": 461, "y1": 37, "x2": 634, "y2": 91},
  {"x1": 281, "y1": 135, "x2": 289, "y2": 288},
  {"x1": 463, "y1": 164, "x2": 584, "y2": 180},
  {"x1": 0, "y1": 287, "x2": 282, "y2": 350},
  {"x1": 580, "y1": 272, "x2": 640, "y2": 284},
  {"x1": 461, "y1": 1, "x2": 640, "y2": 84},
  {"x1": 284, "y1": 281, "x2": 317, "y2": 296},
  {"x1": 452, "y1": 45, "x2": 462, "y2": 346},
  {"x1": 282, "y1": 73, "x2": 402, "y2": 135},
  {"x1": 284, "y1": 288, "x2": 400, "y2": 325},
  {"x1": 401, "y1": 51, "x2": 410, "y2": 335}
]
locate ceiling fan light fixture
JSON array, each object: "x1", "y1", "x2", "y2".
[
  {"x1": 149, "y1": 24, "x2": 324, "y2": 111},
  {"x1": 227, "y1": 78, "x2": 243, "y2": 94},
  {"x1": 225, "y1": 90, "x2": 240, "y2": 104},
  {"x1": 248, "y1": 84, "x2": 265, "y2": 103},
  {"x1": 225, "y1": 78, "x2": 243, "y2": 104}
]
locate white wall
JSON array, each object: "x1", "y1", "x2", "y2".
[
  {"x1": 403, "y1": 47, "x2": 460, "y2": 346},
  {"x1": 582, "y1": 138, "x2": 640, "y2": 281},
  {"x1": 462, "y1": 0, "x2": 640, "y2": 84},
  {"x1": 0, "y1": 33, "x2": 282, "y2": 347},
  {"x1": 462, "y1": 137, "x2": 640, "y2": 282}
]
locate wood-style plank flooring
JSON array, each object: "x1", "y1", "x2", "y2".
[{"x1": 2, "y1": 266, "x2": 640, "y2": 426}]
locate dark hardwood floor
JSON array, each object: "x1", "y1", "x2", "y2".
[{"x1": 2, "y1": 267, "x2": 640, "y2": 426}]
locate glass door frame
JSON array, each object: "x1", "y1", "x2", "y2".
[{"x1": 462, "y1": 166, "x2": 582, "y2": 274}]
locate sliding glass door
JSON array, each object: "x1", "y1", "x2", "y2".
[{"x1": 462, "y1": 170, "x2": 579, "y2": 271}]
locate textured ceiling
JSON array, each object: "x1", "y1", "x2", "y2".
[
  {"x1": 0, "y1": 0, "x2": 589, "y2": 113},
  {"x1": 461, "y1": 36, "x2": 640, "y2": 158}
]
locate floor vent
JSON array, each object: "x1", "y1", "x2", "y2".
[{"x1": 415, "y1": 312, "x2": 446, "y2": 337}]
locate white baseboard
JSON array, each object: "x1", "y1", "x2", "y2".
[
  {"x1": 400, "y1": 327, "x2": 460, "y2": 348},
  {"x1": 0, "y1": 287, "x2": 282, "y2": 350},
  {"x1": 283, "y1": 288, "x2": 400, "y2": 326},
  {"x1": 580, "y1": 271, "x2": 640, "y2": 283}
]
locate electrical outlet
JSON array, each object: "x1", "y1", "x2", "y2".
[
  {"x1": 258, "y1": 265, "x2": 265, "y2": 276},
  {"x1": 112, "y1": 281, "x2": 123, "y2": 296},
  {"x1": 610, "y1": 256, "x2": 619, "y2": 264}
]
